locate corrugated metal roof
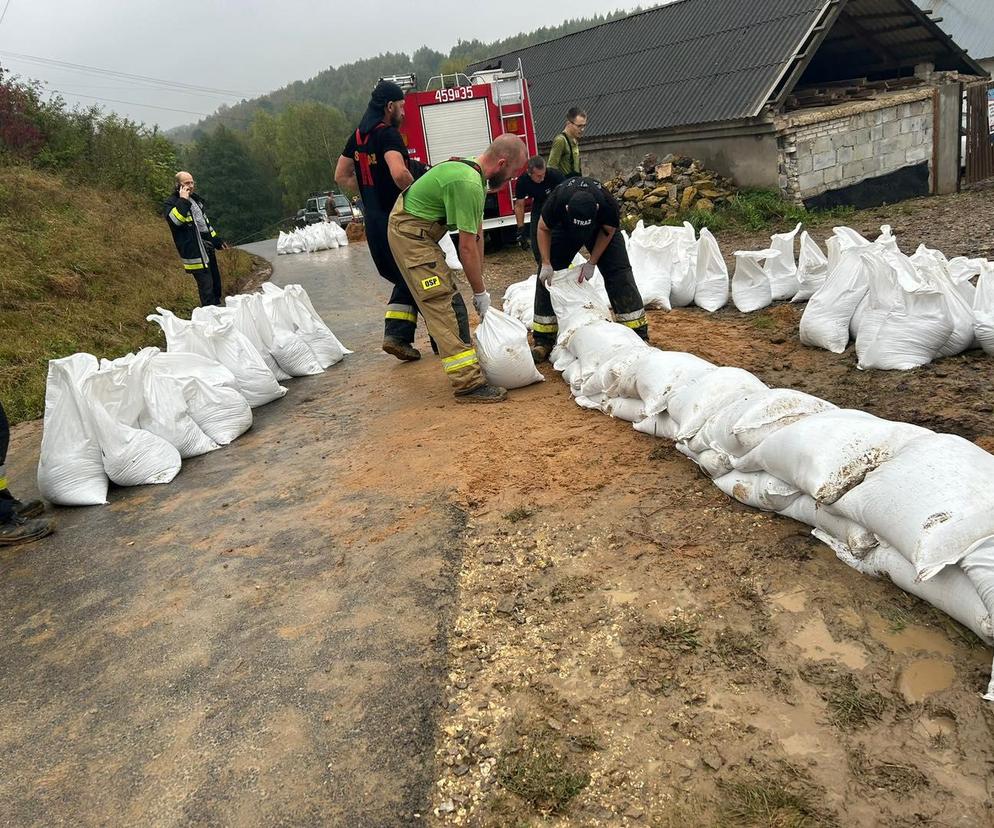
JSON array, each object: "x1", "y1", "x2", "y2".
[
  {"x1": 470, "y1": 0, "x2": 833, "y2": 143},
  {"x1": 915, "y1": 0, "x2": 994, "y2": 61},
  {"x1": 470, "y1": 0, "x2": 985, "y2": 143}
]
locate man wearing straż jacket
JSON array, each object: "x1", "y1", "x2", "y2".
[
  {"x1": 532, "y1": 176, "x2": 649, "y2": 363},
  {"x1": 163, "y1": 171, "x2": 227, "y2": 307}
]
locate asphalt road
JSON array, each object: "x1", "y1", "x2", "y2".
[{"x1": 0, "y1": 240, "x2": 461, "y2": 826}]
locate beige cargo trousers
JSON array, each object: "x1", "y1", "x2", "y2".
[{"x1": 387, "y1": 198, "x2": 486, "y2": 394}]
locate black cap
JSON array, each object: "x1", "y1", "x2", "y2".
[
  {"x1": 566, "y1": 190, "x2": 598, "y2": 235},
  {"x1": 371, "y1": 80, "x2": 405, "y2": 107}
]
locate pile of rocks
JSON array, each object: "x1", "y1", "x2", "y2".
[{"x1": 604, "y1": 154, "x2": 737, "y2": 224}]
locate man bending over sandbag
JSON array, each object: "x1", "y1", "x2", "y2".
[
  {"x1": 533, "y1": 176, "x2": 649, "y2": 363},
  {"x1": 387, "y1": 134, "x2": 527, "y2": 404}
]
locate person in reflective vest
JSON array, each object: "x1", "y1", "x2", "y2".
[
  {"x1": 387, "y1": 135, "x2": 527, "y2": 403},
  {"x1": 163, "y1": 171, "x2": 226, "y2": 307},
  {"x1": 533, "y1": 176, "x2": 648, "y2": 363},
  {"x1": 336, "y1": 81, "x2": 469, "y2": 361}
]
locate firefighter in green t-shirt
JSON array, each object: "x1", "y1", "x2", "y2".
[{"x1": 548, "y1": 107, "x2": 586, "y2": 178}]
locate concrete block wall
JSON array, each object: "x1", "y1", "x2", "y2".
[{"x1": 778, "y1": 98, "x2": 934, "y2": 203}]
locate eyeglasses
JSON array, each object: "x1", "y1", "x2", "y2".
[{"x1": 569, "y1": 121, "x2": 587, "y2": 130}]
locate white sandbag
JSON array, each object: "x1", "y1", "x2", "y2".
[
  {"x1": 973, "y1": 262, "x2": 994, "y2": 355},
  {"x1": 502, "y1": 275, "x2": 537, "y2": 329},
  {"x1": 693, "y1": 227, "x2": 728, "y2": 312},
  {"x1": 668, "y1": 222, "x2": 698, "y2": 308},
  {"x1": 736, "y1": 409, "x2": 930, "y2": 504},
  {"x1": 766, "y1": 222, "x2": 802, "y2": 301},
  {"x1": 779, "y1": 495, "x2": 877, "y2": 554},
  {"x1": 548, "y1": 265, "x2": 612, "y2": 331},
  {"x1": 613, "y1": 349, "x2": 716, "y2": 416},
  {"x1": 234, "y1": 293, "x2": 322, "y2": 377},
  {"x1": 574, "y1": 393, "x2": 608, "y2": 411},
  {"x1": 475, "y1": 308, "x2": 544, "y2": 389},
  {"x1": 82, "y1": 366, "x2": 182, "y2": 487},
  {"x1": 224, "y1": 296, "x2": 292, "y2": 381},
  {"x1": 579, "y1": 350, "x2": 642, "y2": 398},
  {"x1": 628, "y1": 225, "x2": 674, "y2": 311},
  {"x1": 276, "y1": 231, "x2": 289, "y2": 255},
  {"x1": 831, "y1": 433, "x2": 994, "y2": 580},
  {"x1": 852, "y1": 252, "x2": 904, "y2": 364},
  {"x1": 731, "y1": 248, "x2": 778, "y2": 313},
  {"x1": 283, "y1": 284, "x2": 350, "y2": 368},
  {"x1": 604, "y1": 397, "x2": 645, "y2": 423},
  {"x1": 140, "y1": 369, "x2": 219, "y2": 459},
  {"x1": 666, "y1": 367, "x2": 768, "y2": 441},
  {"x1": 633, "y1": 412, "x2": 680, "y2": 440},
  {"x1": 149, "y1": 309, "x2": 288, "y2": 406},
  {"x1": 857, "y1": 266, "x2": 952, "y2": 371},
  {"x1": 714, "y1": 470, "x2": 800, "y2": 512},
  {"x1": 566, "y1": 321, "x2": 648, "y2": 383},
  {"x1": 676, "y1": 442, "x2": 734, "y2": 479},
  {"x1": 692, "y1": 388, "x2": 835, "y2": 459},
  {"x1": 799, "y1": 247, "x2": 871, "y2": 353},
  {"x1": 874, "y1": 224, "x2": 899, "y2": 253},
  {"x1": 438, "y1": 233, "x2": 462, "y2": 270},
  {"x1": 948, "y1": 256, "x2": 984, "y2": 305},
  {"x1": 147, "y1": 352, "x2": 251, "y2": 446},
  {"x1": 826, "y1": 226, "x2": 872, "y2": 273},
  {"x1": 908, "y1": 248, "x2": 976, "y2": 357},
  {"x1": 36, "y1": 354, "x2": 109, "y2": 506},
  {"x1": 793, "y1": 232, "x2": 829, "y2": 302}
]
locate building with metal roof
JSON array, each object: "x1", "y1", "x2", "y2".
[
  {"x1": 915, "y1": 0, "x2": 994, "y2": 73},
  {"x1": 471, "y1": 0, "x2": 989, "y2": 207}
]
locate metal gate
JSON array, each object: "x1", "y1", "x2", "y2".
[{"x1": 964, "y1": 81, "x2": 994, "y2": 184}]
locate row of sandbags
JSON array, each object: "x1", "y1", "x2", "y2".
[
  {"x1": 542, "y1": 265, "x2": 994, "y2": 700},
  {"x1": 277, "y1": 222, "x2": 349, "y2": 255},
  {"x1": 37, "y1": 283, "x2": 349, "y2": 507},
  {"x1": 798, "y1": 226, "x2": 993, "y2": 369}
]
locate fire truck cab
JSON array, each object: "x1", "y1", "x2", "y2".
[{"x1": 385, "y1": 62, "x2": 538, "y2": 237}]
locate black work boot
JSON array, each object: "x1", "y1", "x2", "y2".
[
  {"x1": 531, "y1": 344, "x2": 553, "y2": 365},
  {"x1": 0, "y1": 489, "x2": 44, "y2": 520},
  {"x1": 455, "y1": 384, "x2": 508, "y2": 404},
  {"x1": 0, "y1": 514, "x2": 55, "y2": 547},
  {"x1": 382, "y1": 338, "x2": 422, "y2": 362}
]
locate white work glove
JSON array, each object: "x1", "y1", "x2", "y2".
[
  {"x1": 539, "y1": 264, "x2": 554, "y2": 287},
  {"x1": 578, "y1": 261, "x2": 596, "y2": 283},
  {"x1": 473, "y1": 291, "x2": 491, "y2": 319}
]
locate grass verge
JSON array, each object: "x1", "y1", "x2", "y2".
[{"x1": 0, "y1": 165, "x2": 266, "y2": 423}]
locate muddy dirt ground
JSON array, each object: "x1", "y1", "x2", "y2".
[{"x1": 423, "y1": 186, "x2": 994, "y2": 825}]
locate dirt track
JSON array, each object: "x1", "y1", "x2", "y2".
[{"x1": 2, "y1": 185, "x2": 994, "y2": 825}]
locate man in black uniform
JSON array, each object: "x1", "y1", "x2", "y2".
[
  {"x1": 335, "y1": 81, "x2": 470, "y2": 361},
  {"x1": 532, "y1": 176, "x2": 648, "y2": 362},
  {"x1": 513, "y1": 155, "x2": 564, "y2": 261}
]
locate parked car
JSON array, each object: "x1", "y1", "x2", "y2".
[{"x1": 295, "y1": 193, "x2": 357, "y2": 228}]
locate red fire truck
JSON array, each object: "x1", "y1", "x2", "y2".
[{"x1": 383, "y1": 62, "x2": 538, "y2": 237}]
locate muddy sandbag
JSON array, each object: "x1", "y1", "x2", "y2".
[
  {"x1": 610, "y1": 349, "x2": 716, "y2": 417},
  {"x1": 666, "y1": 367, "x2": 768, "y2": 441},
  {"x1": 735, "y1": 409, "x2": 930, "y2": 504},
  {"x1": 831, "y1": 433, "x2": 994, "y2": 580},
  {"x1": 779, "y1": 495, "x2": 877, "y2": 555},
  {"x1": 714, "y1": 470, "x2": 801, "y2": 512}
]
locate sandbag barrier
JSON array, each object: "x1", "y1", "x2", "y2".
[
  {"x1": 37, "y1": 283, "x2": 350, "y2": 507},
  {"x1": 502, "y1": 224, "x2": 993, "y2": 371},
  {"x1": 276, "y1": 222, "x2": 349, "y2": 255},
  {"x1": 539, "y1": 265, "x2": 994, "y2": 701}
]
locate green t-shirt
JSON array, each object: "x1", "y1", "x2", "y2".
[
  {"x1": 549, "y1": 133, "x2": 581, "y2": 177},
  {"x1": 402, "y1": 159, "x2": 485, "y2": 234}
]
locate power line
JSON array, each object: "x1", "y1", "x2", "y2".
[
  {"x1": 47, "y1": 89, "x2": 252, "y2": 122},
  {"x1": 0, "y1": 49, "x2": 255, "y2": 97},
  {"x1": 0, "y1": 0, "x2": 12, "y2": 29}
]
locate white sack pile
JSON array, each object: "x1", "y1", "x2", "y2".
[
  {"x1": 475, "y1": 309, "x2": 544, "y2": 390},
  {"x1": 799, "y1": 226, "x2": 992, "y2": 369},
  {"x1": 545, "y1": 264, "x2": 994, "y2": 700},
  {"x1": 276, "y1": 222, "x2": 349, "y2": 255},
  {"x1": 37, "y1": 284, "x2": 348, "y2": 507}
]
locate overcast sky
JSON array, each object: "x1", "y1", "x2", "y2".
[{"x1": 0, "y1": 0, "x2": 647, "y2": 130}]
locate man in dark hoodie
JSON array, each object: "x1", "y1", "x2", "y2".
[
  {"x1": 335, "y1": 79, "x2": 470, "y2": 361},
  {"x1": 163, "y1": 171, "x2": 227, "y2": 307}
]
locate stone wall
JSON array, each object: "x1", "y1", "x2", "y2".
[{"x1": 779, "y1": 96, "x2": 934, "y2": 204}]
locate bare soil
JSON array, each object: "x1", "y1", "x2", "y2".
[{"x1": 424, "y1": 185, "x2": 994, "y2": 825}]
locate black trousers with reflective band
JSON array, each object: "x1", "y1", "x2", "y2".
[
  {"x1": 532, "y1": 228, "x2": 648, "y2": 348},
  {"x1": 365, "y1": 203, "x2": 419, "y2": 344},
  {"x1": 193, "y1": 250, "x2": 223, "y2": 307}
]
